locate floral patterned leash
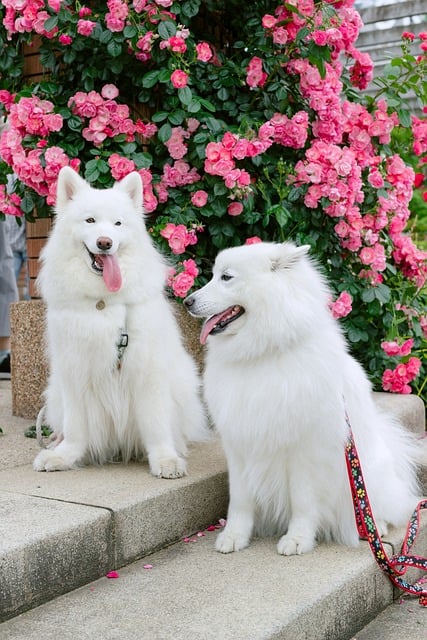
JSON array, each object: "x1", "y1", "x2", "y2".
[{"x1": 344, "y1": 413, "x2": 427, "y2": 607}]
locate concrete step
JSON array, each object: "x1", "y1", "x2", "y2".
[
  {"x1": 350, "y1": 599, "x2": 427, "y2": 640},
  {"x1": 1, "y1": 515, "x2": 426, "y2": 640},
  {"x1": 0, "y1": 381, "x2": 228, "y2": 622},
  {"x1": 0, "y1": 380, "x2": 426, "y2": 638}
]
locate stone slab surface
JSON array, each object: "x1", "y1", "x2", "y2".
[
  {"x1": 350, "y1": 599, "x2": 427, "y2": 640},
  {"x1": 1, "y1": 519, "x2": 426, "y2": 640},
  {"x1": 0, "y1": 493, "x2": 112, "y2": 622},
  {"x1": 0, "y1": 380, "x2": 426, "y2": 635}
]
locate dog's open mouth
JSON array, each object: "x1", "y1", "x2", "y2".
[
  {"x1": 200, "y1": 305, "x2": 245, "y2": 344},
  {"x1": 86, "y1": 247, "x2": 122, "y2": 293}
]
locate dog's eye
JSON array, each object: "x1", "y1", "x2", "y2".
[
  {"x1": 85, "y1": 217, "x2": 95, "y2": 224},
  {"x1": 115, "y1": 221, "x2": 122, "y2": 226},
  {"x1": 221, "y1": 273, "x2": 233, "y2": 282}
]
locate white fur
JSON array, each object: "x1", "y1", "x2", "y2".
[
  {"x1": 33, "y1": 167, "x2": 207, "y2": 477},
  {"x1": 185, "y1": 241, "x2": 422, "y2": 554}
]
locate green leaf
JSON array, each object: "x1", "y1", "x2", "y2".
[
  {"x1": 178, "y1": 86, "x2": 193, "y2": 106},
  {"x1": 131, "y1": 152, "x2": 152, "y2": 168},
  {"x1": 217, "y1": 87, "x2": 229, "y2": 101},
  {"x1": 20, "y1": 191, "x2": 35, "y2": 215},
  {"x1": 158, "y1": 122, "x2": 172, "y2": 143},
  {"x1": 142, "y1": 70, "x2": 160, "y2": 88},
  {"x1": 123, "y1": 25, "x2": 137, "y2": 38},
  {"x1": 347, "y1": 326, "x2": 369, "y2": 343},
  {"x1": 269, "y1": 204, "x2": 290, "y2": 228},
  {"x1": 374, "y1": 284, "x2": 391, "y2": 304},
  {"x1": 158, "y1": 20, "x2": 176, "y2": 40},
  {"x1": 397, "y1": 108, "x2": 411, "y2": 127},
  {"x1": 43, "y1": 16, "x2": 58, "y2": 31},
  {"x1": 213, "y1": 182, "x2": 228, "y2": 196},
  {"x1": 84, "y1": 159, "x2": 101, "y2": 182},
  {"x1": 181, "y1": 0, "x2": 201, "y2": 19},
  {"x1": 187, "y1": 98, "x2": 201, "y2": 113},
  {"x1": 67, "y1": 115, "x2": 82, "y2": 132},
  {"x1": 361, "y1": 288, "x2": 376, "y2": 303},
  {"x1": 158, "y1": 68, "x2": 172, "y2": 83},
  {"x1": 151, "y1": 111, "x2": 169, "y2": 123},
  {"x1": 198, "y1": 97, "x2": 216, "y2": 112},
  {"x1": 193, "y1": 131, "x2": 209, "y2": 144},
  {"x1": 107, "y1": 40, "x2": 122, "y2": 58},
  {"x1": 99, "y1": 30, "x2": 113, "y2": 44},
  {"x1": 168, "y1": 109, "x2": 186, "y2": 125}
]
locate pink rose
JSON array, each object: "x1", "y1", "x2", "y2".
[
  {"x1": 196, "y1": 42, "x2": 213, "y2": 62},
  {"x1": 330, "y1": 291, "x2": 352, "y2": 319},
  {"x1": 77, "y1": 19, "x2": 97, "y2": 36},
  {"x1": 101, "y1": 84, "x2": 119, "y2": 100},
  {"x1": 170, "y1": 70, "x2": 189, "y2": 89},
  {"x1": 191, "y1": 190, "x2": 208, "y2": 207},
  {"x1": 172, "y1": 272, "x2": 195, "y2": 298},
  {"x1": 261, "y1": 14, "x2": 277, "y2": 29},
  {"x1": 227, "y1": 202, "x2": 243, "y2": 216},
  {"x1": 58, "y1": 34, "x2": 73, "y2": 45}
]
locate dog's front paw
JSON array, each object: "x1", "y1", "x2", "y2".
[
  {"x1": 150, "y1": 456, "x2": 187, "y2": 479},
  {"x1": 277, "y1": 533, "x2": 316, "y2": 556},
  {"x1": 33, "y1": 448, "x2": 76, "y2": 472},
  {"x1": 215, "y1": 529, "x2": 250, "y2": 553}
]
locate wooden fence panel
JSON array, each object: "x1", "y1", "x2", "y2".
[{"x1": 357, "y1": 0, "x2": 426, "y2": 109}]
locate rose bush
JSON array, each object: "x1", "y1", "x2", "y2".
[{"x1": 0, "y1": 0, "x2": 426, "y2": 400}]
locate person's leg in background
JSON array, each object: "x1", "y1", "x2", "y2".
[{"x1": 0, "y1": 220, "x2": 19, "y2": 377}]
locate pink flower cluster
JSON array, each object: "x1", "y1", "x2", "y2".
[
  {"x1": 0, "y1": 184, "x2": 22, "y2": 217},
  {"x1": 294, "y1": 140, "x2": 363, "y2": 219},
  {"x1": 164, "y1": 122, "x2": 199, "y2": 161},
  {"x1": 246, "y1": 57, "x2": 267, "y2": 88},
  {"x1": 105, "y1": 0, "x2": 129, "y2": 33},
  {"x1": 381, "y1": 337, "x2": 423, "y2": 394},
  {"x1": 412, "y1": 116, "x2": 427, "y2": 156},
  {"x1": 8, "y1": 96, "x2": 62, "y2": 137},
  {"x1": 167, "y1": 258, "x2": 199, "y2": 298},
  {"x1": 160, "y1": 222, "x2": 198, "y2": 255},
  {"x1": 68, "y1": 87, "x2": 136, "y2": 146},
  {"x1": 382, "y1": 358, "x2": 421, "y2": 394},
  {"x1": 0, "y1": 93, "x2": 78, "y2": 204},
  {"x1": 261, "y1": 2, "x2": 371, "y2": 87},
  {"x1": 330, "y1": 291, "x2": 353, "y2": 319},
  {"x1": 381, "y1": 338, "x2": 414, "y2": 357},
  {"x1": 2, "y1": 0, "x2": 58, "y2": 38}
]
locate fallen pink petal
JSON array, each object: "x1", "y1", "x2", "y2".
[
  {"x1": 143, "y1": 564, "x2": 153, "y2": 570},
  {"x1": 106, "y1": 571, "x2": 120, "y2": 579}
]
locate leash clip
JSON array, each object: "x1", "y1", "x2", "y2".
[{"x1": 116, "y1": 330, "x2": 128, "y2": 369}]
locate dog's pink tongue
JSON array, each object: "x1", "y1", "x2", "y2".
[
  {"x1": 99, "y1": 254, "x2": 122, "y2": 292},
  {"x1": 200, "y1": 313, "x2": 224, "y2": 345}
]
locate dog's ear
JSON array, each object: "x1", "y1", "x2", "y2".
[
  {"x1": 271, "y1": 243, "x2": 310, "y2": 271},
  {"x1": 56, "y1": 166, "x2": 87, "y2": 211},
  {"x1": 115, "y1": 172, "x2": 143, "y2": 212}
]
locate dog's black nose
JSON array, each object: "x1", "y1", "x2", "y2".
[
  {"x1": 97, "y1": 236, "x2": 113, "y2": 251},
  {"x1": 183, "y1": 295, "x2": 193, "y2": 308}
]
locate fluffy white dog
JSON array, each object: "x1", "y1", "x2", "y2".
[
  {"x1": 184, "y1": 241, "x2": 423, "y2": 555},
  {"x1": 33, "y1": 167, "x2": 207, "y2": 477}
]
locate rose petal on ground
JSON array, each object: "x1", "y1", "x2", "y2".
[{"x1": 106, "y1": 571, "x2": 120, "y2": 579}]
